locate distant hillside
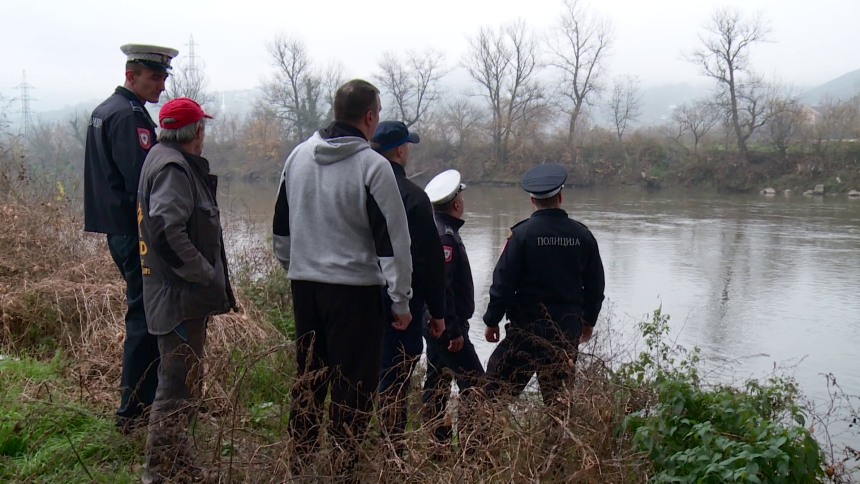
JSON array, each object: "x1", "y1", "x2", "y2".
[
  {"x1": 638, "y1": 82, "x2": 711, "y2": 125},
  {"x1": 802, "y1": 69, "x2": 860, "y2": 105}
]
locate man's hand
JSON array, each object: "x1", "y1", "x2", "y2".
[
  {"x1": 429, "y1": 318, "x2": 445, "y2": 338},
  {"x1": 448, "y1": 336, "x2": 464, "y2": 353},
  {"x1": 580, "y1": 324, "x2": 593, "y2": 344},
  {"x1": 485, "y1": 326, "x2": 500, "y2": 343},
  {"x1": 392, "y1": 311, "x2": 412, "y2": 331}
]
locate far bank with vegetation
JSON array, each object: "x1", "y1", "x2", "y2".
[{"x1": 6, "y1": 4, "x2": 860, "y2": 197}]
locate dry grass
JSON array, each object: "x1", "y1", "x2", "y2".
[
  {"x1": 0, "y1": 192, "x2": 277, "y2": 405},
  {"x1": 2, "y1": 152, "x2": 857, "y2": 483},
  {"x1": 0, "y1": 178, "x2": 649, "y2": 482}
]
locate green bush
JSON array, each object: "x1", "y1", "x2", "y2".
[{"x1": 617, "y1": 310, "x2": 825, "y2": 483}]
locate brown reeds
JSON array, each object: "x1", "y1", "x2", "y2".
[
  {"x1": 0, "y1": 180, "x2": 651, "y2": 483},
  {"x1": 3, "y1": 154, "x2": 857, "y2": 483}
]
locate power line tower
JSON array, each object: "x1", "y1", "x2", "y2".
[
  {"x1": 14, "y1": 70, "x2": 36, "y2": 135},
  {"x1": 186, "y1": 34, "x2": 198, "y2": 72}
]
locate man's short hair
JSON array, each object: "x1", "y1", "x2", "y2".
[
  {"x1": 433, "y1": 195, "x2": 459, "y2": 214},
  {"x1": 333, "y1": 79, "x2": 380, "y2": 123},
  {"x1": 533, "y1": 194, "x2": 561, "y2": 208},
  {"x1": 374, "y1": 146, "x2": 399, "y2": 162},
  {"x1": 157, "y1": 119, "x2": 204, "y2": 144},
  {"x1": 126, "y1": 61, "x2": 145, "y2": 76}
]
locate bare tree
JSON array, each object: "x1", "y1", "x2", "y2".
[
  {"x1": 0, "y1": 95, "x2": 11, "y2": 134},
  {"x1": 207, "y1": 111, "x2": 242, "y2": 146},
  {"x1": 262, "y1": 34, "x2": 341, "y2": 142},
  {"x1": 605, "y1": 75, "x2": 642, "y2": 141},
  {"x1": 724, "y1": 74, "x2": 780, "y2": 151},
  {"x1": 671, "y1": 99, "x2": 720, "y2": 152},
  {"x1": 463, "y1": 20, "x2": 542, "y2": 164},
  {"x1": 547, "y1": 0, "x2": 613, "y2": 148},
  {"x1": 463, "y1": 26, "x2": 508, "y2": 163},
  {"x1": 808, "y1": 94, "x2": 860, "y2": 155},
  {"x1": 761, "y1": 86, "x2": 804, "y2": 158},
  {"x1": 163, "y1": 57, "x2": 216, "y2": 107},
  {"x1": 689, "y1": 7, "x2": 771, "y2": 159},
  {"x1": 376, "y1": 49, "x2": 448, "y2": 127},
  {"x1": 441, "y1": 96, "x2": 485, "y2": 147},
  {"x1": 67, "y1": 111, "x2": 88, "y2": 149},
  {"x1": 321, "y1": 61, "x2": 347, "y2": 121}
]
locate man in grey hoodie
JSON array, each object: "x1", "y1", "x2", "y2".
[{"x1": 272, "y1": 79, "x2": 413, "y2": 480}]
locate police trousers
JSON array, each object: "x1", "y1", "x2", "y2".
[
  {"x1": 422, "y1": 325, "x2": 485, "y2": 444},
  {"x1": 288, "y1": 281, "x2": 384, "y2": 479},
  {"x1": 107, "y1": 234, "x2": 160, "y2": 430},
  {"x1": 484, "y1": 318, "x2": 581, "y2": 408},
  {"x1": 378, "y1": 292, "x2": 426, "y2": 444}
]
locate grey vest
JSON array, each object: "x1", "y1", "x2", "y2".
[{"x1": 137, "y1": 142, "x2": 235, "y2": 334}]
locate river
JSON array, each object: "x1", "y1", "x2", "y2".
[{"x1": 219, "y1": 179, "x2": 860, "y2": 409}]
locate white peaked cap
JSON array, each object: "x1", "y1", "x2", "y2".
[{"x1": 425, "y1": 169, "x2": 466, "y2": 205}]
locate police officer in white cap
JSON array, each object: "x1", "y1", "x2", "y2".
[
  {"x1": 482, "y1": 163, "x2": 605, "y2": 411},
  {"x1": 421, "y1": 169, "x2": 485, "y2": 450},
  {"x1": 84, "y1": 43, "x2": 178, "y2": 433}
]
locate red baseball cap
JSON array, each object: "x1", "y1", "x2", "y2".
[{"x1": 159, "y1": 97, "x2": 213, "y2": 129}]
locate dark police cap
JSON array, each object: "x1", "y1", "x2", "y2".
[
  {"x1": 121, "y1": 44, "x2": 179, "y2": 73},
  {"x1": 521, "y1": 163, "x2": 568, "y2": 199},
  {"x1": 372, "y1": 121, "x2": 420, "y2": 152}
]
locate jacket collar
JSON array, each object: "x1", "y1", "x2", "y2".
[
  {"x1": 319, "y1": 121, "x2": 367, "y2": 141},
  {"x1": 389, "y1": 160, "x2": 406, "y2": 179},
  {"x1": 531, "y1": 208, "x2": 568, "y2": 219},
  {"x1": 115, "y1": 86, "x2": 144, "y2": 105},
  {"x1": 161, "y1": 141, "x2": 211, "y2": 176},
  {"x1": 436, "y1": 212, "x2": 465, "y2": 231}
]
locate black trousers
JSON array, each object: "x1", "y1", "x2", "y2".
[
  {"x1": 107, "y1": 234, "x2": 160, "y2": 429},
  {"x1": 422, "y1": 324, "x2": 485, "y2": 443},
  {"x1": 288, "y1": 281, "x2": 384, "y2": 477},
  {"x1": 377, "y1": 292, "x2": 426, "y2": 443},
  {"x1": 484, "y1": 318, "x2": 581, "y2": 408}
]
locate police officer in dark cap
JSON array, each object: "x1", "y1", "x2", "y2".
[
  {"x1": 84, "y1": 43, "x2": 178, "y2": 433},
  {"x1": 482, "y1": 163, "x2": 605, "y2": 409},
  {"x1": 371, "y1": 121, "x2": 447, "y2": 452}
]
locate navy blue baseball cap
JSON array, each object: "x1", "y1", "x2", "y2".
[
  {"x1": 521, "y1": 163, "x2": 568, "y2": 199},
  {"x1": 372, "y1": 121, "x2": 420, "y2": 152}
]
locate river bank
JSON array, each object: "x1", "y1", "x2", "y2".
[
  {"x1": 1, "y1": 172, "x2": 859, "y2": 482},
  {"x1": 215, "y1": 147, "x2": 860, "y2": 198}
]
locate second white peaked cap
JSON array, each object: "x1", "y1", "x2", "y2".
[{"x1": 425, "y1": 169, "x2": 466, "y2": 205}]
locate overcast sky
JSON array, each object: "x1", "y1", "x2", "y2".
[{"x1": 2, "y1": 0, "x2": 858, "y2": 112}]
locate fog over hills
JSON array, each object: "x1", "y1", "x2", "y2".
[{"x1": 12, "y1": 67, "x2": 859, "y2": 132}]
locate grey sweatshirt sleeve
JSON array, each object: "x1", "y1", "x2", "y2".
[
  {"x1": 272, "y1": 168, "x2": 291, "y2": 271},
  {"x1": 365, "y1": 158, "x2": 413, "y2": 315},
  {"x1": 147, "y1": 165, "x2": 216, "y2": 284}
]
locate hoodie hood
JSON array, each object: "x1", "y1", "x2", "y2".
[{"x1": 311, "y1": 132, "x2": 373, "y2": 165}]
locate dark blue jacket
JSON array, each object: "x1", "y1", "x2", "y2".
[
  {"x1": 84, "y1": 87, "x2": 157, "y2": 235},
  {"x1": 483, "y1": 208, "x2": 605, "y2": 328},
  {"x1": 435, "y1": 212, "x2": 474, "y2": 339}
]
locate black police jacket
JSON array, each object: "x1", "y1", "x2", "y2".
[
  {"x1": 483, "y1": 208, "x2": 605, "y2": 328},
  {"x1": 84, "y1": 87, "x2": 157, "y2": 235},
  {"x1": 435, "y1": 212, "x2": 475, "y2": 340},
  {"x1": 389, "y1": 162, "x2": 446, "y2": 320}
]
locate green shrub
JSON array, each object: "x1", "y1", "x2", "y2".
[{"x1": 617, "y1": 310, "x2": 825, "y2": 483}]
